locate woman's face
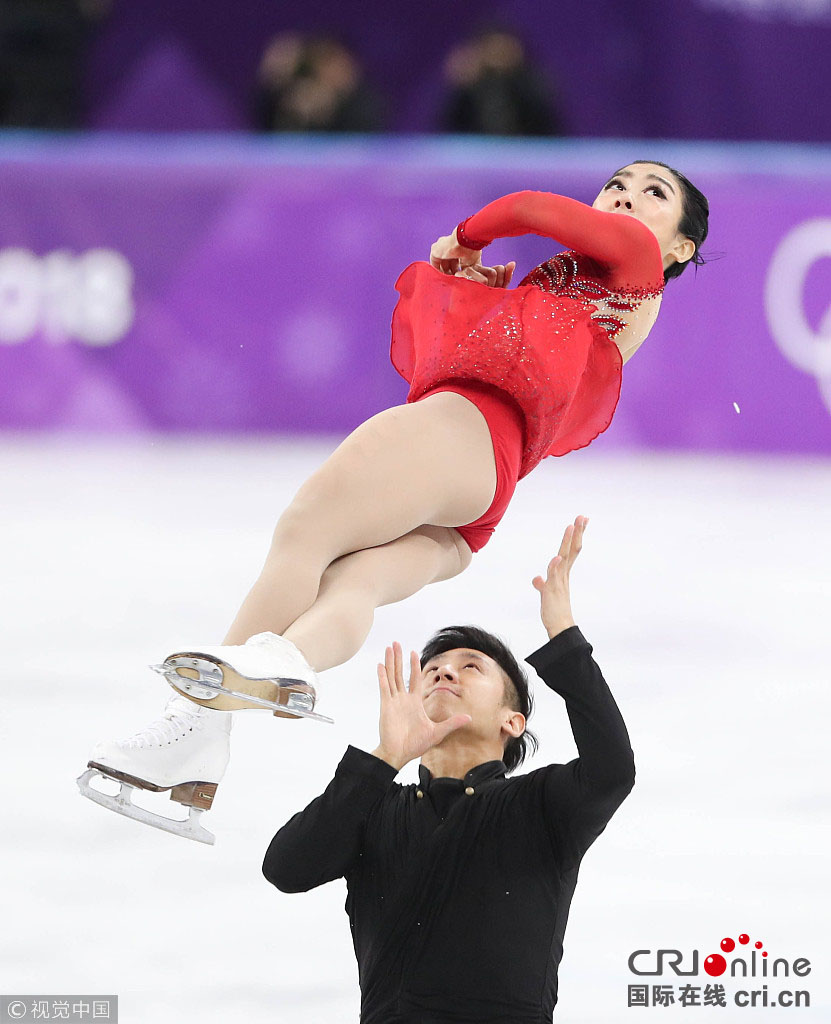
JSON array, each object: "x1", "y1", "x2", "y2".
[{"x1": 592, "y1": 162, "x2": 695, "y2": 272}]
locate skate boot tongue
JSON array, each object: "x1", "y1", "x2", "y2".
[
  {"x1": 164, "y1": 693, "x2": 209, "y2": 719},
  {"x1": 163, "y1": 693, "x2": 232, "y2": 733}
]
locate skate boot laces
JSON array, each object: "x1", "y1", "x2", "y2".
[{"x1": 122, "y1": 695, "x2": 211, "y2": 750}]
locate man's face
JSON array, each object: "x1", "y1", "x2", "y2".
[{"x1": 421, "y1": 648, "x2": 522, "y2": 747}]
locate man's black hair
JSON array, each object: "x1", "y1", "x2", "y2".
[{"x1": 419, "y1": 624, "x2": 539, "y2": 774}]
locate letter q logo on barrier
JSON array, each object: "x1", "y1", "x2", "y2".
[
  {"x1": 764, "y1": 219, "x2": 831, "y2": 415},
  {"x1": 0, "y1": 247, "x2": 135, "y2": 346}
]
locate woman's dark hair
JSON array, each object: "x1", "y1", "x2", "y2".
[
  {"x1": 419, "y1": 624, "x2": 539, "y2": 774},
  {"x1": 625, "y1": 160, "x2": 710, "y2": 283}
]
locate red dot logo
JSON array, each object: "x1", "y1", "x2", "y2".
[
  {"x1": 711, "y1": 933, "x2": 767, "y2": 971},
  {"x1": 704, "y1": 954, "x2": 727, "y2": 977}
]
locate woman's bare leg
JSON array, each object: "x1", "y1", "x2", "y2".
[
  {"x1": 222, "y1": 393, "x2": 495, "y2": 648},
  {"x1": 280, "y1": 524, "x2": 473, "y2": 672}
]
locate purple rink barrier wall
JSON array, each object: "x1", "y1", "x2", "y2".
[{"x1": 0, "y1": 134, "x2": 830, "y2": 455}]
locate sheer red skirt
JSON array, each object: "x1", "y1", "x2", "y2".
[{"x1": 391, "y1": 261, "x2": 623, "y2": 483}]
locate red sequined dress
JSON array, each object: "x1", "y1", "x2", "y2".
[{"x1": 389, "y1": 190, "x2": 666, "y2": 479}]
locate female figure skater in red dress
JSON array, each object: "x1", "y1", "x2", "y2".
[{"x1": 79, "y1": 160, "x2": 709, "y2": 843}]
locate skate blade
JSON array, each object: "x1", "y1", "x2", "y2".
[
  {"x1": 77, "y1": 767, "x2": 216, "y2": 845},
  {"x1": 150, "y1": 657, "x2": 335, "y2": 724}
]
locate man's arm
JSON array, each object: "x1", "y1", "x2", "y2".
[
  {"x1": 527, "y1": 517, "x2": 636, "y2": 866},
  {"x1": 526, "y1": 625, "x2": 636, "y2": 793},
  {"x1": 262, "y1": 745, "x2": 398, "y2": 893},
  {"x1": 525, "y1": 626, "x2": 636, "y2": 864}
]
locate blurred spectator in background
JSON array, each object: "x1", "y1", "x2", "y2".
[
  {"x1": 0, "y1": 0, "x2": 110, "y2": 129},
  {"x1": 439, "y1": 27, "x2": 564, "y2": 136},
  {"x1": 255, "y1": 32, "x2": 386, "y2": 133}
]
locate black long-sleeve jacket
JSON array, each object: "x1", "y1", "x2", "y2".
[{"x1": 263, "y1": 626, "x2": 636, "y2": 1023}]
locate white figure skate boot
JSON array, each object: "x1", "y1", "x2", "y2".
[
  {"x1": 150, "y1": 631, "x2": 334, "y2": 724},
  {"x1": 77, "y1": 693, "x2": 231, "y2": 845}
]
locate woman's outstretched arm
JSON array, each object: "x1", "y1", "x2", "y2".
[{"x1": 455, "y1": 190, "x2": 662, "y2": 275}]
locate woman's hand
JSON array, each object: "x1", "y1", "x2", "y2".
[
  {"x1": 429, "y1": 229, "x2": 516, "y2": 287},
  {"x1": 455, "y1": 261, "x2": 516, "y2": 287},
  {"x1": 532, "y1": 515, "x2": 588, "y2": 640},
  {"x1": 371, "y1": 641, "x2": 471, "y2": 771},
  {"x1": 429, "y1": 228, "x2": 484, "y2": 274}
]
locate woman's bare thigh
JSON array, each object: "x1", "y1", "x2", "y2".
[
  {"x1": 275, "y1": 393, "x2": 497, "y2": 562},
  {"x1": 316, "y1": 524, "x2": 474, "y2": 609}
]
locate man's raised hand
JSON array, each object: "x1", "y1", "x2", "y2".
[
  {"x1": 532, "y1": 515, "x2": 588, "y2": 639},
  {"x1": 371, "y1": 641, "x2": 472, "y2": 772}
]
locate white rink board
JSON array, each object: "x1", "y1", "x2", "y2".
[{"x1": 1, "y1": 435, "x2": 829, "y2": 1023}]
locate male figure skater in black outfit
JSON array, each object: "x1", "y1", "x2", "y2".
[{"x1": 263, "y1": 515, "x2": 635, "y2": 1023}]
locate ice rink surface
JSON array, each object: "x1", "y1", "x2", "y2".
[{"x1": 2, "y1": 434, "x2": 829, "y2": 1022}]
